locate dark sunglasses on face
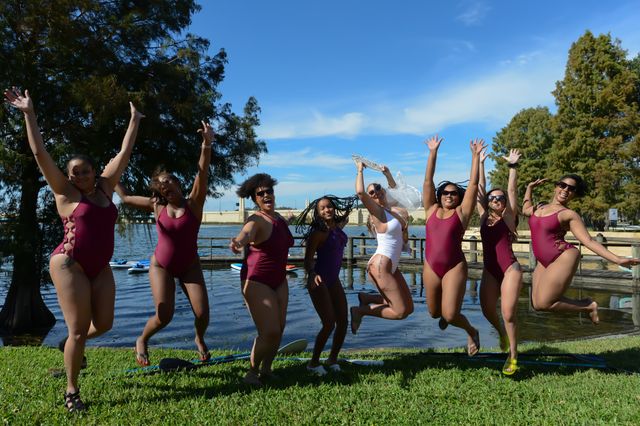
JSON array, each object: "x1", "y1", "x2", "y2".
[
  {"x1": 442, "y1": 190, "x2": 459, "y2": 197},
  {"x1": 556, "y1": 181, "x2": 576, "y2": 192},
  {"x1": 488, "y1": 194, "x2": 506, "y2": 202},
  {"x1": 256, "y1": 188, "x2": 274, "y2": 197},
  {"x1": 368, "y1": 184, "x2": 382, "y2": 196}
]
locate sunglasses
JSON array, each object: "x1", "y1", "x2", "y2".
[
  {"x1": 442, "y1": 190, "x2": 459, "y2": 197},
  {"x1": 368, "y1": 184, "x2": 382, "y2": 196},
  {"x1": 255, "y1": 188, "x2": 274, "y2": 197},
  {"x1": 556, "y1": 181, "x2": 576, "y2": 192},
  {"x1": 488, "y1": 194, "x2": 506, "y2": 202}
]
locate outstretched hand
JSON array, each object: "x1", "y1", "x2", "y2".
[
  {"x1": 503, "y1": 149, "x2": 521, "y2": 165},
  {"x1": 129, "y1": 102, "x2": 145, "y2": 120},
  {"x1": 527, "y1": 178, "x2": 548, "y2": 188},
  {"x1": 355, "y1": 160, "x2": 365, "y2": 173},
  {"x1": 480, "y1": 148, "x2": 489, "y2": 163},
  {"x1": 4, "y1": 87, "x2": 33, "y2": 113},
  {"x1": 229, "y1": 237, "x2": 242, "y2": 254},
  {"x1": 470, "y1": 138, "x2": 486, "y2": 155},
  {"x1": 619, "y1": 257, "x2": 640, "y2": 268},
  {"x1": 425, "y1": 134, "x2": 443, "y2": 151},
  {"x1": 198, "y1": 121, "x2": 215, "y2": 145}
]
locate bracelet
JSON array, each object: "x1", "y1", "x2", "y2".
[
  {"x1": 523, "y1": 199, "x2": 531, "y2": 204},
  {"x1": 507, "y1": 163, "x2": 519, "y2": 168},
  {"x1": 202, "y1": 144, "x2": 211, "y2": 149}
]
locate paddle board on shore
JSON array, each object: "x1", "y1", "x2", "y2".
[{"x1": 230, "y1": 263, "x2": 298, "y2": 272}]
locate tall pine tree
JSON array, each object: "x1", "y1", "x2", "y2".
[{"x1": 551, "y1": 31, "x2": 640, "y2": 228}]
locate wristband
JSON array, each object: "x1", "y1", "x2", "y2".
[
  {"x1": 523, "y1": 199, "x2": 531, "y2": 204},
  {"x1": 202, "y1": 144, "x2": 212, "y2": 149},
  {"x1": 507, "y1": 163, "x2": 519, "y2": 168}
]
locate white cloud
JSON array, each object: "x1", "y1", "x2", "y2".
[
  {"x1": 258, "y1": 51, "x2": 562, "y2": 140},
  {"x1": 260, "y1": 148, "x2": 354, "y2": 170},
  {"x1": 260, "y1": 111, "x2": 367, "y2": 139},
  {"x1": 456, "y1": 1, "x2": 491, "y2": 26}
]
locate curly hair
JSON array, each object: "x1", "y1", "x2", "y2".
[
  {"x1": 294, "y1": 195, "x2": 358, "y2": 243},
  {"x1": 236, "y1": 173, "x2": 278, "y2": 202},
  {"x1": 149, "y1": 167, "x2": 182, "y2": 206},
  {"x1": 558, "y1": 174, "x2": 587, "y2": 197},
  {"x1": 436, "y1": 180, "x2": 467, "y2": 207}
]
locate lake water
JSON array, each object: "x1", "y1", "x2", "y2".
[{"x1": 0, "y1": 224, "x2": 635, "y2": 351}]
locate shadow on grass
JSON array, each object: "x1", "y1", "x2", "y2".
[{"x1": 104, "y1": 344, "x2": 640, "y2": 406}]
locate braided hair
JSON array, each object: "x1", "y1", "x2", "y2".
[{"x1": 294, "y1": 195, "x2": 358, "y2": 243}]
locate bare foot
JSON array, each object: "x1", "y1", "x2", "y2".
[
  {"x1": 350, "y1": 306, "x2": 362, "y2": 335},
  {"x1": 135, "y1": 337, "x2": 150, "y2": 367},
  {"x1": 467, "y1": 329, "x2": 480, "y2": 357},
  {"x1": 588, "y1": 301, "x2": 599, "y2": 325},
  {"x1": 195, "y1": 337, "x2": 210, "y2": 361}
]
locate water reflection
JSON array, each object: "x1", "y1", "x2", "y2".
[{"x1": 0, "y1": 228, "x2": 637, "y2": 350}]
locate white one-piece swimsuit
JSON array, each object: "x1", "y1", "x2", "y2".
[{"x1": 367, "y1": 209, "x2": 404, "y2": 273}]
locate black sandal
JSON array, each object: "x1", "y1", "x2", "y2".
[{"x1": 64, "y1": 390, "x2": 86, "y2": 413}]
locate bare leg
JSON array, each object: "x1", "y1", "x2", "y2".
[
  {"x1": 137, "y1": 259, "x2": 176, "y2": 361},
  {"x1": 423, "y1": 261, "x2": 443, "y2": 319},
  {"x1": 242, "y1": 280, "x2": 288, "y2": 378},
  {"x1": 307, "y1": 280, "x2": 335, "y2": 366},
  {"x1": 87, "y1": 266, "x2": 115, "y2": 339},
  {"x1": 531, "y1": 249, "x2": 598, "y2": 323},
  {"x1": 179, "y1": 260, "x2": 210, "y2": 356},
  {"x1": 440, "y1": 261, "x2": 479, "y2": 355},
  {"x1": 479, "y1": 270, "x2": 505, "y2": 347},
  {"x1": 500, "y1": 264, "x2": 522, "y2": 360},
  {"x1": 50, "y1": 255, "x2": 92, "y2": 395},
  {"x1": 351, "y1": 255, "x2": 413, "y2": 332},
  {"x1": 327, "y1": 280, "x2": 348, "y2": 364}
]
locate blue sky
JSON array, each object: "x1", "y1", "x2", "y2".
[{"x1": 188, "y1": 1, "x2": 640, "y2": 211}]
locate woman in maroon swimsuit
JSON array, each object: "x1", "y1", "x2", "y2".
[
  {"x1": 230, "y1": 174, "x2": 294, "y2": 386},
  {"x1": 4, "y1": 88, "x2": 143, "y2": 412},
  {"x1": 523, "y1": 175, "x2": 639, "y2": 324},
  {"x1": 423, "y1": 135, "x2": 485, "y2": 356},
  {"x1": 476, "y1": 149, "x2": 522, "y2": 375},
  {"x1": 115, "y1": 121, "x2": 215, "y2": 367}
]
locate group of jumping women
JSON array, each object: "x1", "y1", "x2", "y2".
[{"x1": 4, "y1": 88, "x2": 639, "y2": 412}]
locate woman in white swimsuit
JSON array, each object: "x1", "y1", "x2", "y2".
[{"x1": 350, "y1": 161, "x2": 414, "y2": 334}]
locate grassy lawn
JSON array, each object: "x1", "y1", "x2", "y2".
[{"x1": 1, "y1": 335, "x2": 639, "y2": 425}]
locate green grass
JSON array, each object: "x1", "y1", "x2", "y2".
[{"x1": 2, "y1": 336, "x2": 640, "y2": 425}]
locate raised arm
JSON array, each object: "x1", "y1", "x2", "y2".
[
  {"x1": 566, "y1": 211, "x2": 640, "y2": 267},
  {"x1": 476, "y1": 148, "x2": 489, "y2": 217},
  {"x1": 188, "y1": 121, "x2": 215, "y2": 209},
  {"x1": 100, "y1": 102, "x2": 144, "y2": 190},
  {"x1": 4, "y1": 88, "x2": 71, "y2": 195},
  {"x1": 521, "y1": 178, "x2": 548, "y2": 216},
  {"x1": 355, "y1": 161, "x2": 384, "y2": 220},
  {"x1": 504, "y1": 149, "x2": 521, "y2": 216},
  {"x1": 422, "y1": 135, "x2": 442, "y2": 211},
  {"x1": 459, "y1": 138, "x2": 485, "y2": 223},
  {"x1": 114, "y1": 182, "x2": 154, "y2": 212},
  {"x1": 381, "y1": 166, "x2": 397, "y2": 189}
]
